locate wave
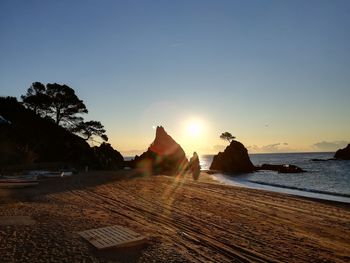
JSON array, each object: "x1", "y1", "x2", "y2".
[{"x1": 247, "y1": 180, "x2": 350, "y2": 198}]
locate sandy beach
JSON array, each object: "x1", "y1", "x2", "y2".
[{"x1": 1, "y1": 170, "x2": 350, "y2": 263}]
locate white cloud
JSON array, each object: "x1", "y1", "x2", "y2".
[
  {"x1": 247, "y1": 143, "x2": 291, "y2": 153},
  {"x1": 312, "y1": 141, "x2": 348, "y2": 151}
]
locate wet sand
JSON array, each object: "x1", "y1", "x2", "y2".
[{"x1": 1, "y1": 170, "x2": 350, "y2": 262}]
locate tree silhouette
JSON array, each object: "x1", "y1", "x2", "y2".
[
  {"x1": 21, "y1": 82, "x2": 50, "y2": 116},
  {"x1": 72, "y1": 120, "x2": 108, "y2": 142},
  {"x1": 21, "y1": 82, "x2": 111, "y2": 143},
  {"x1": 21, "y1": 82, "x2": 88, "y2": 127},
  {"x1": 46, "y1": 83, "x2": 88, "y2": 126},
  {"x1": 220, "y1": 132, "x2": 235, "y2": 143}
]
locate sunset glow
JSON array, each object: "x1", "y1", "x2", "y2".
[
  {"x1": 0, "y1": 1, "x2": 349, "y2": 155},
  {"x1": 1, "y1": 2, "x2": 350, "y2": 263}
]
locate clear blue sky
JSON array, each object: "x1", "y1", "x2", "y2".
[{"x1": 1, "y1": 0, "x2": 349, "y2": 155}]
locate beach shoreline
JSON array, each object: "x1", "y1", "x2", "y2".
[
  {"x1": 209, "y1": 172, "x2": 350, "y2": 205},
  {"x1": 1, "y1": 170, "x2": 350, "y2": 262}
]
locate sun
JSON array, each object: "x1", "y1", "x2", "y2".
[
  {"x1": 187, "y1": 121, "x2": 202, "y2": 136},
  {"x1": 182, "y1": 118, "x2": 207, "y2": 153}
]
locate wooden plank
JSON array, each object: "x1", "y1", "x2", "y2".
[{"x1": 78, "y1": 225, "x2": 146, "y2": 250}]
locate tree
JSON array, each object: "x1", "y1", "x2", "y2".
[
  {"x1": 72, "y1": 120, "x2": 108, "y2": 142},
  {"x1": 21, "y1": 82, "x2": 109, "y2": 142},
  {"x1": 45, "y1": 83, "x2": 88, "y2": 126},
  {"x1": 21, "y1": 82, "x2": 50, "y2": 116},
  {"x1": 220, "y1": 132, "x2": 235, "y2": 143},
  {"x1": 21, "y1": 83, "x2": 88, "y2": 127}
]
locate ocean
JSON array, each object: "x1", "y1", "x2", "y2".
[{"x1": 199, "y1": 152, "x2": 350, "y2": 203}]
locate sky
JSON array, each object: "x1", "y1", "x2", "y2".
[{"x1": 0, "y1": 0, "x2": 349, "y2": 156}]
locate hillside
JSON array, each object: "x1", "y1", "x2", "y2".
[{"x1": 0, "y1": 97, "x2": 123, "y2": 170}]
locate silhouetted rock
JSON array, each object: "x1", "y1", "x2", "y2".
[
  {"x1": 210, "y1": 140, "x2": 255, "y2": 173},
  {"x1": 189, "y1": 152, "x2": 200, "y2": 180},
  {"x1": 130, "y1": 126, "x2": 189, "y2": 175},
  {"x1": 92, "y1": 142, "x2": 124, "y2": 169},
  {"x1": 334, "y1": 144, "x2": 350, "y2": 160},
  {"x1": 256, "y1": 164, "x2": 305, "y2": 173},
  {"x1": 209, "y1": 140, "x2": 306, "y2": 174}
]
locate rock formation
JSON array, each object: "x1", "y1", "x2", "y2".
[
  {"x1": 92, "y1": 142, "x2": 124, "y2": 170},
  {"x1": 210, "y1": 140, "x2": 255, "y2": 173},
  {"x1": 334, "y1": 144, "x2": 350, "y2": 160},
  {"x1": 189, "y1": 152, "x2": 200, "y2": 180},
  {"x1": 130, "y1": 126, "x2": 189, "y2": 175},
  {"x1": 209, "y1": 140, "x2": 305, "y2": 174},
  {"x1": 256, "y1": 164, "x2": 305, "y2": 173}
]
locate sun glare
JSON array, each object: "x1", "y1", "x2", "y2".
[
  {"x1": 181, "y1": 118, "x2": 207, "y2": 154},
  {"x1": 187, "y1": 121, "x2": 202, "y2": 136}
]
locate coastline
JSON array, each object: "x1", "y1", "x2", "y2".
[
  {"x1": 200, "y1": 152, "x2": 350, "y2": 204},
  {"x1": 210, "y1": 172, "x2": 350, "y2": 204},
  {"x1": 1, "y1": 170, "x2": 350, "y2": 262}
]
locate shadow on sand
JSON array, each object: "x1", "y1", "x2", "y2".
[{"x1": 0, "y1": 170, "x2": 142, "y2": 204}]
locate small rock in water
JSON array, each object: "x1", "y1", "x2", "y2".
[{"x1": 258, "y1": 164, "x2": 305, "y2": 173}]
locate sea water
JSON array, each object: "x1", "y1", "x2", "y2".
[{"x1": 200, "y1": 152, "x2": 350, "y2": 203}]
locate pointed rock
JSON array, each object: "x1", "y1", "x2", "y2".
[{"x1": 131, "y1": 126, "x2": 189, "y2": 175}]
